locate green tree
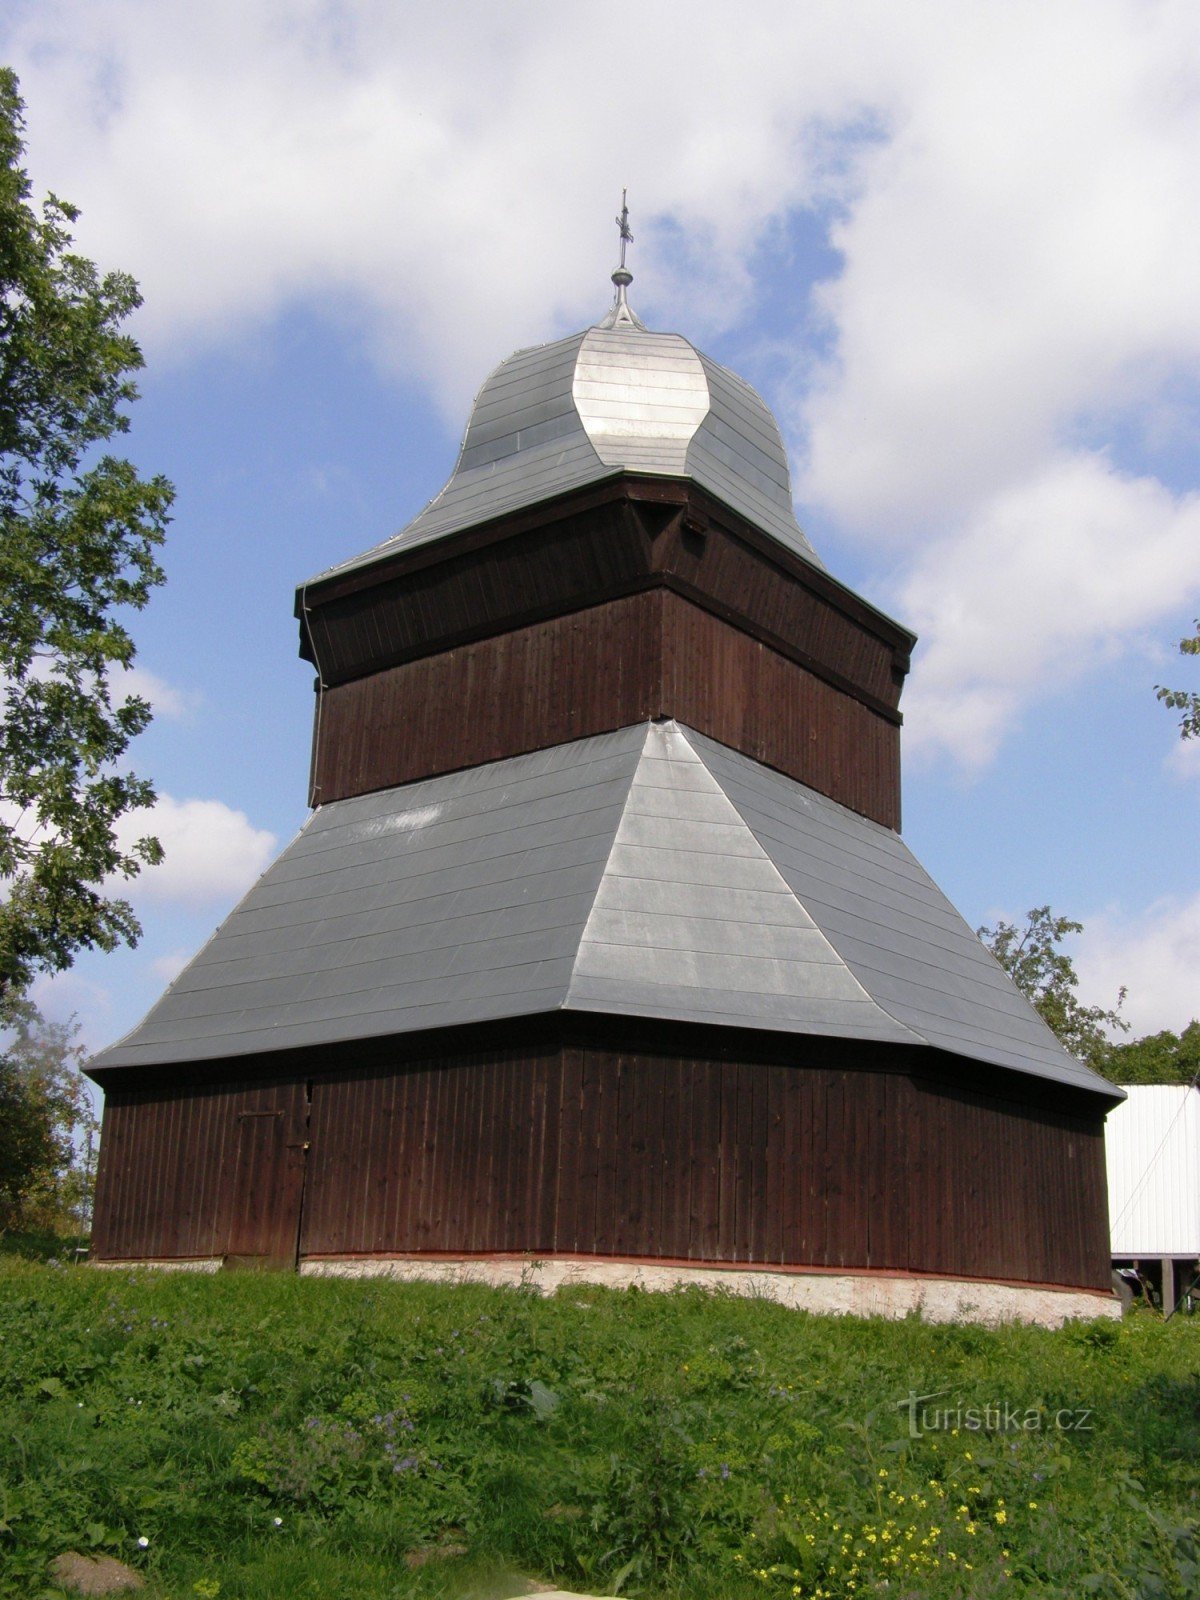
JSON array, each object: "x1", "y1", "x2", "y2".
[
  {"x1": 1105, "y1": 1021, "x2": 1200, "y2": 1087},
  {"x1": 0, "y1": 996, "x2": 98, "y2": 1233},
  {"x1": 1156, "y1": 621, "x2": 1200, "y2": 740},
  {"x1": 0, "y1": 66, "x2": 173, "y2": 1015},
  {"x1": 978, "y1": 905, "x2": 1127, "y2": 1075}
]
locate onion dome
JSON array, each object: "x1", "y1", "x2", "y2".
[{"x1": 319, "y1": 217, "x2": 821, "y2": 581}]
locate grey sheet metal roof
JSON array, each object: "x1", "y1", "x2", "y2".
[
  {"x1": 308, "y1": 300, "x2": 822, "y2": 584},
  {"x1": 91, "y1": 723, "x2": 1117, "y2": 1101}
]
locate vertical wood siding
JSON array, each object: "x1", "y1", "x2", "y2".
[
  {"x1": 302, "y1": 487, "x2": 910, "y2": 715},
  {"x1": 312, "y1": 591, "x2": 902, "y2": 828},
  {"x1": 304, "y1": 495, "x2": 652, "y2": 685},
  {"x1": 659, "y1": 593, "x2": 900, "y2": 828},
  {"x1": 311, "y1": 590, "x2": 661, "y2": 806},
  {"x1": 655, "y1": 517, "x2": 904, "y2": 710},
  {"x1": 294, "y1": 1045, "x2": 1109, "y2": 1289},
  {"x1": 91, "y1": 1045, "x2": 1111, "y2": 1290},
  {"x1": 91, "y1": 1078, "x2": 308, "y2": 1264}
]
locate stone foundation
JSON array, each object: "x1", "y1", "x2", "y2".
[{"x1": 299, "y1": 1254, "x2": 1120, "y2": 1328}]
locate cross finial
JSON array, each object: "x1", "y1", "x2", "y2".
[
  {"x1": 598, "y1": 189, "x2": 646, "y2": 330},
  {"x1": 615, "y1": 188, "x2": 633, "y2": 271}
]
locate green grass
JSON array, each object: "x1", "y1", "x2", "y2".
[
  {"x1": 0, "y1": 1257, "x2": 1197, "y2": 1599},
  {"x1": 0, "y1": 1229, "x2": 89, "y2": 1264}
]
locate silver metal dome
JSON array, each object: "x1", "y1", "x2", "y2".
[{"x1": 316, "y1": 295, "x2": 821, "y2": 582}]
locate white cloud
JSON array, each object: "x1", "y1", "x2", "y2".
[
  {"x1": 1075, "y1": 892, "x2": 1200, "y2": 1037},
  {"x1": 3, "y1": 0, "x2": 1199, "y2": 766},
  {"x1": 800, "y1": 3, "x2": 1200, "y2": 537},
  {"x1": 151, "y1": 948, "x2": 194, "y2": 984},
  {"x1": 1165, "y1": 736, "x2": 1200, "y2": 782},
  {"x1": 30, "y1": 967, "x2": 112, "y2": 1026},
  {"x1": 899, "y1": 455, "x2": 1200, "y2": 769},
  {"x1": 114, "y1": 794, "x2": 276, "y2": 907},
  {"x1": 3, "y1": 656, "x2": 196, "y2": 721},
  {"x1": 27, "y1": 968, "x2": 114, "y2": 1062},
  {"x1": 116, "y1": 665, "x2": 200, "y2": 721},
  {"x1": 4, "y1": 0, "x2": 888, "y2": 413}
]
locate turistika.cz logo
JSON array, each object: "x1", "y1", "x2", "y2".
[{"x1": 898, "y1": 1387, "x2": 1094, "y2": 1439}]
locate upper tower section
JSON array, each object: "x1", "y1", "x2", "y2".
[{"x1": 296, "y1": 202, "x2": 914, "y2": 830}]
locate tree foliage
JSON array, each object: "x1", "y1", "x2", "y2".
[
  {"x1": 1156, "y1": 621, "x2": 1200, "y2": 740},
  {"x1": 1105, "y1": 1021, "x2": 1200, "y2": 1087},
  {"x1": 0, "y1": 66, "x2": 173, "y2": 1012},
  {"x1": 978, "y1": 905, "x2": 1127, "y2": 1076},
  {"x1": 0, "y1": 996, "x2": 97, "y2": 1233}
]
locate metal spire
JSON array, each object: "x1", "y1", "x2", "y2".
[
  {"x1": 615, "y1": 189, "x2": 633, "y2": 271},
  {"x1": 599, "y1": 188, "x2": 646, "y2": 331}
]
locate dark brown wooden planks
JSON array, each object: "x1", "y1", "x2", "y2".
[
  {"x1": 92, "y1": 1035, "x2": 1112, "y2": 1292},
  {"x1": 312, "y1": 591, "x2": 902, "y2": 827},
  {"x1": 91, "y1": 1078, "x2": 306, "y2": 1265},
  {"x1": 311, "y1": 589, "x2": 661, "y2": 807},
  {"x1": 299, "y1": 479, "x2": 912, "y2": 710}
]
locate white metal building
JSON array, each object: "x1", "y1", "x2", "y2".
[{"x1": 1107, "y1": 1085, "x2": 1200, "y2": 1313}]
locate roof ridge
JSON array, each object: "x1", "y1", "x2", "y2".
[
  {"x1": 565, "y1": 721, "x2": 920, "y2": 1042},
  {"x1": 678, "y1": 724, "x2": 1119, "y2": 1100}
]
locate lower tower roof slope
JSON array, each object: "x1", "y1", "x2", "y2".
[{"x1": 90, "y1": 723, "x2": 1120, "y2": 1104}]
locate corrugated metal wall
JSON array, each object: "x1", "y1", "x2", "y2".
[
  {"x1": 92, "y1": 1043, "x2": 1111, "y2": 1290},
  {"x1": 1106, "y1": 1085, "x2": 1200, "y2": 1256}
]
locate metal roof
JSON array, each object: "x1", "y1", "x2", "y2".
[
  {"x1": 307, "y1": 304, "x2": 822, "y2": 584},
  {"x1": 1107, "y1": 1086, "x2": 1200, "y2": 1256},
  {"x1": 91, "y1": 722, "x2": 1117, "y2": 1101}
]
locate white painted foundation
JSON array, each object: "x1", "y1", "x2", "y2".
[
  {"x1": 89, "y1": 1252, "x2": 1118, "y2": 1326},
  {"x1": 298, "y1": 1254, "x2": 1120, "y2": 1327},
  {"x1": 91, "y1": 1256, "x2": 221, "y2": 1273}
]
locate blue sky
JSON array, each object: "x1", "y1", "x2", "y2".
[{"x1": 4, "y1": 0, "x2": 1199, "y2": 1059}]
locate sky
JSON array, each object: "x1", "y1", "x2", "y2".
[{"x1": 3, "y1": 0, "x2": 1199, "y2": 1068}]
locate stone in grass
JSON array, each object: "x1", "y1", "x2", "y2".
[
  {"x1": 403, "y1": 1541, "x2": 469, "y2": 1570},
  {"x1": 49, "y1": 1552, "x2": 146, "y2": 1595}
]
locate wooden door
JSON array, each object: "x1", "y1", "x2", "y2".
[{"x1": 224, "y1": 1082, "x2": 309, "y2": 1269}]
